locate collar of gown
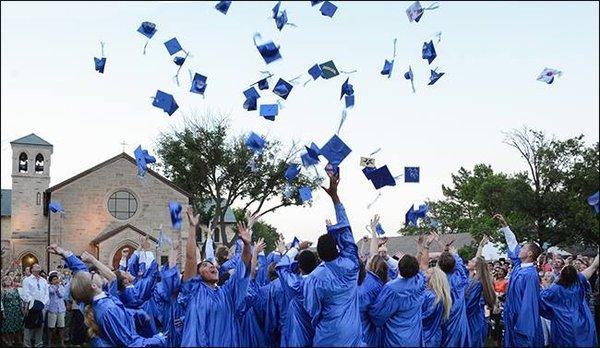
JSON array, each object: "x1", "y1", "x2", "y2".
[
  {"x1": 521, "y1": 262, "x2": 534, "y2": 268},
  {"x1": 93, "y1": 291, "x2": 107, "y2": 302}
]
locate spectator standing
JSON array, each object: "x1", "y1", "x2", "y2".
[
  {"x1": 47, "y1": 273, "x2": 66, "y2": 346},
  {"x1": 21, "y1": 264, "x2": 49, "y2": 347},
  {"x1": 1, "y1": 275, "x2": 24, "y2": 346}
]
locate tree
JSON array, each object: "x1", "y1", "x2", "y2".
[
  {"x1": 233, "y1": 209, "x2": 280, "y2": 253},
  {"x1": 156, "y1": 113, "x2": 319, "y2": 247},
  {"x1": 426, "y1": 127, "x2": 599, "y2": 249}
]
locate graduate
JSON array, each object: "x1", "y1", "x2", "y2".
[
  {"x1": 437, "y1": 240, "x2": 471, "y2": 347},
  {"x1": 46, "y1": 244, "x2": 167, "y2": 347},
  {"x1": 275, "y1": 237, "x2": 317, "y2": 347},
  {"x1": 539, "y1": 254, "x2": 599, "y2": 347},
  {"x1": 465, "y1": 235, "x2": 497, "y2": 347},
  {"x1": 179, "y1": 206, "x2": 252, "y2": 347},
  {"x1": 303, "y1": 170, "x2": 364, "y2": 347},
  {"x1": 259, "y1": 258, "x2": 287, "y2": 347},
  {"x1": 493, "y1": 214, "x2": 544, "y2": 347}
]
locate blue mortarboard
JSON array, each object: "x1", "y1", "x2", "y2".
[
  {"x1": 134, "y1": 145, "x2": 157, "y2": 176},
  {"x1": 284, "y1": 163, "x2": 301, "y2": 182},
  {"x1": 362, "y1": 166, "x2": 376, "y2": 180},
  {"x1": 406, "y1": 1, "x2": 424, "y2": 22},
  {"x1": 368, "y1": 165, "x2": 396, "y2": 190},
  {"x1": 301, "y1": 143, "x2": 321, "y2": 167},
  {"x1": 273, "y1": 78, "x2": 293, "y2": 100},
  {"x1": 152, "y1": 90, "x2": 179, "y2": 116},
  {"x1": 311, "y1": 1, "x2": 323, "y2": 5},
  {"x1": 260, "y1": 104, "x2": 279, "y2": 120},
  {"x1": 381, "y1": 60, "x2": 394, "y2": 78},
  {"x1": 244, "y1": 98, "x2": 257, "y2": 111},
  {"x1": 320, "y1": 1, "x2": 337, "y2": 17},
  {"x1": 256, "y1": 40, "x2": 282, "y2": 64},
  {"x1": 345, "y1": 95, "x2": 355, "y2": 108},
  {"x1": 340, "y1": 78, "x2": 354, "y2": 99},
  {"x1": 275, "y1": 10, "x2": 288, "y2": 31},
  {"x1": 308, "y1": 64, "x2": 323, "y2": 80},
  {"x1": 406, "y1": 203, "x2": 428, "y2": 225},
  {"x1": 257, "y1": 78, "x2": 269, "y2": 90},
  {"x1": 169, "y1": 201, "x2": 183, "y2": 230},
  {"x1": 428, "y1": 69, "x2": 444, "y2": 85},
  {"x1": 588, "y1": 191, "x2": 599, "y2": 214},
  {"x1": 375, "y1": 223, "x2": 385, "y2": 235},
  {"x1": 215, "y1": 1, "x2": 232, "y2": 14},
  {"x1": 243, "y1": 87, "x2": 260, "y2": 111},
  {"x1": 319, "y1": 60, "x2": 339, "y2": 79},
  {"x1": 422, "y1": 40, "x2": 437, "y2": 64},
  {"x1": 164, "y1": 38, "x2": 183, "y2": 56},
  {"x1": 537, "y1": 68, "x2": 562, "y2": 84},
  {"x1": 404, "y1": 65, "x2": 416, "y2": 93},
  {"x1": 173, "y1": 56, "x2": 186, "y2": 66},
  {"x1": 320, "y1": 134, "x2": 351, "y2": 166},
  {"x1": 190, "y1": 73, "x2": 208, "y2": 95},
  {"x1": 404, "y1": 167, "x2": 420, "y2": 183},
  {"x1": 272, "y1": 1, "x2": 281, "y2": 18},
  {"x1": 49, "y1": 201, "x2": 64, "y2": 213},
  {"x1": 94, "y1": 57, "x2": 106, "y2": 74},
  {"x1": 299, "y1": 186, "x2": 312, "y2": 203},
  {"x1": 137, "y1": 21, "x2": 157, "y2": 39},
  {"x1": 291, "y1": 237, "x2": 300, "y2": 248},
  {"x1": 246, "y1": 132, "x2": 266, "y2": 153}
]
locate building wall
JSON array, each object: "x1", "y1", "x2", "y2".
[
  {"x1": 1, "y1": 216, "x2": 12, "y2": 268},
  {"x1": 46, "y1": 157, "x2": 189, "y2": 270}
]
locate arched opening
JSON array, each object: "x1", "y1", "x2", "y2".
[
  {"x1": 18, "y1": 152, "x2": 28, "y2": 173},
  {"x1": 111, "y1": 244, "x2": 137, "y2": 271},
  {"x1": 20, "y1": 253, "x2": 39, "y2": 271},
  {"x1": 35, "y1": 154, "x2": 44, "y2": 174},
  {"x1": 36, "y1": 192, "x2": 41, "y2": 205}
]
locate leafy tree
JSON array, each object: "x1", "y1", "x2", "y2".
[
  {"x1": 233, "y1": 209, "x2": 280, "y2": 253},
  {"x1": 156, "y1": 113, "x2": 319, "y2": 247}
]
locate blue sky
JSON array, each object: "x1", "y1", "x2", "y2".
[{"x1": 2, "y1": 1, "x2": 598, "y2": 242}]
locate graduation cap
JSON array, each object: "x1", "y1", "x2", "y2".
[
  {"x1": 284, "y1": 163, "x2": 301, "y2": 182},
  {"x1": 311, "y1": 0, "x2": 323, "y2": 5},
  {"x1": 422, "y1": 40, "x2": 437, "y2": 64},
  {"x1": 152, "y1": 90, "x2": 179, "y2": 116},
  {"x1": 319, "y1": 60, "x2": 339, "y2": 79},
  {"x1": 275, "y1": 10, "x2": 289, "y2": 30},
  {"x1": 588, "y1": 191, "x2": 599, "y2": 214},
  {"x1": 272, "y1": 1, "x2": 281, "y2": 18},
  {"x1": 260, "y1": 104, "x2": 279, "y2": 120},
  {"x1": 49, "y1": 201, "x2": 64, "y2": 214},
  {"x1": 405, "y1": 203, "x2": 428, "y2": 226},
  {"x1": 273, "y1": 78, "x2": 293, "y2": 100},
  {"x1": 134, "y1": 145, "x2": 157, "y2": 176},
  {"x1": 375, "y1": 223, "x2": 385, "y2": 235},
  {"x1": 190, "y1": 73, "x2": 208, "y2": 95},
  {"x1": 368, "y1": 165, "x2": 396, "y2": 190},
  {"x1": 215, "y1": 1, "x2": 232, "y2": 14},
  {"x1": 137, "y1": 21, "x2": 157, "y2": 39},
  {"x1": 404, "y1": 66, "x2": 416, "y2": 93},
  {"x1": 291, "y1": 237, "x2": 300, "y2": 249},
  {"x1": 308, "y1": 64, "x2": 323, "y2": 80},
  {"x1": 243, "y1": 87, "x2": 260, "y2": 111},
  {"x1": 340, "y1": 78, "x2": 354, "y2": 99},
  {"x1": 320, "y1": 1, "x2": 337, "y2": 17},
  {"x1": 299, "y1": 186, "x2": 313, "y2": 203},
  {"x1": 94, "y1": 58, "x2": 106, "y2": 74},
  {"x1": 381, "y1": 60, "x2": 394, "y2": 78},
  {"x1": 537, "y1": 68, "x2": 562, "y2": 84},
  {"x1": 173, "y1": 56, "x2": 186, "y2": 66},
  {"x1": 164, "y1": 38, "x2": 183, "y2": 56},
  {"x1": 301, "y1": 143, "x2": 321, "y2": 167},
  {"x1": 428, "y1": 68, "x2": 444, "y2": 85},
  {"x1": 254, "y1": 34, "x2": 282, "y2": 64},
  {"x1": 404, "y1": 167, "x2": 420, "y2": 183},
  {"x1": 246, "y1": 132, "x2": 266, "y2": 154},
  {"x1": 345, "y1": 95, "x2": 355, "y2": 108},
  {"x1": 169, "y1": 202, "x2": 183, "y2": 230},
  {"x1": 360, "y1": 157, "x2": 375, "y2": 168},
  {"x1": 320, "y1": 134, "x2": 351, "y2": 166},
  {"x1": 406, "y1": 1, "x2": 439, "y2": 23},
  {"x1": 362, "y1": 166, "x2": 376, "y2": 180}
]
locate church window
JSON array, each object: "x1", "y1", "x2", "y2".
[
  {"x1": 107, "y1": 190, "x2": 138, "y2": 220},
  {"x1": 35, "y1": 154, "x2": 44, "y2": 174},
  {"x1": 36, "y1": 192, "x2": 41, "y2": 205},
  {"x1": 18, "y1": 152, "x2": 28, "y2": 173}
]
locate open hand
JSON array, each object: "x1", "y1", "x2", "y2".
[
  {"x1": 186, "y1": 206, "x2": 200, "y2": 227},
  {"x1": 321, "y1": 170, "x2": 340, "y2": 199},
  {"x1": 245, "y1": 211, "x2": 259, "y2": 230},
  {"x1": 237, "y1": 221, "x2": 251, "y2": 245},
  {"x1": 299, "y1": 241, "x2": 313, "y2": 250},
  {"x1": 254, "y1": 238, "x2": 266, "y2": 254},
  {"x1": 492, "y1": 214, "x2": 508, "y2": 227},
  {"x1": 370, "y1": 214, "x2": 380, "y2": 232},
  {"x1": 47, "y1": 244, "x2": 65, "y2": 256}
]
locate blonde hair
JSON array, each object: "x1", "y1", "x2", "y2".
[
  {"x1": 84, "y1": 304, "x2": 101, "y2": 339},
  {"x1": 429, "y1": 266, "x2": 452, "y2": 320},
  {"x1": 69, "y1": 272, "x2": 95, "y2": 304}
]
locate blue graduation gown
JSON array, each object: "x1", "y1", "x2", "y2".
[
  {"x1": 260, "y1": 277, "x2": 286, "y2": 347},
  {"x1": 180, "y1": 255, "x2": 249, "y2": 347},
  {"x1": 119, "y1": 260, "x2": 159, "y2": 309},
  {"x1": 503, "y1": 246, "x2": 544, "y2": 347},
  {"x1": 154, "y1": 265, "x2": 186, "y2": 347},
  {"x1": 422, "y1": 289, "x2": 444, "y2": 347},
  {"x1": 368, "y1": 272, "x2": 426, "y2": 347},
  {"x1": 303, "y1": 203, "x2": 364, "y2": 347},
  {"x1": 359, "y1": 271, "x2": 384, "y2": 347},
  {"x1": 540, "y1": 273, "x2": 598, "y2": 347},
  {"x1": 276, "y1": 253, "x2": 314, "y2": 347},
  {"x1": 239, "y1": 280, "x2": 269, "y2": 347},
  {"x1": 465, "y1": 280, "x2": 487, "y2": 347},
  {"x1": 257, "y1": 251, "x2": 282, "y2": 286},
  {"x1": 441, "y1": 254, "x2": 471, "y2": 347}
]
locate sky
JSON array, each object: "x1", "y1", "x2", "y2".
[{"x1": 1, "y1": 1, "x2": 599, "y2": 243}]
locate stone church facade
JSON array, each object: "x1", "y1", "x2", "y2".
[{"x1": 1, "y1": 133, "x2": 198, "y2": 271}]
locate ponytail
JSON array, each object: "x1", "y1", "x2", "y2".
[
  {"x1": 475, "y1": 256, "x2": 497, "y2": 308},
  {"x1": 84, "y1": 304, "x2": 100, "y2": 339},
  {"x1": 429, "y1": 266, "x2": 452, "y2": 320}
]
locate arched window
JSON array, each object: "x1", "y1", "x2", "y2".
[
  {"x1": 35, "y1": 154, "x2": 44, "y2": 174},
  {"x1": 18, "y1": 152, "x2": 28, "y2": 173},
  {"x1": 36, "y1": 192, "x2": 41, "y2": 205}
]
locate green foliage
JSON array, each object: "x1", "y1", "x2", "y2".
[
  {"x1": 233, "y1": 209, "x2": 280, "y2": 253},
  {"x1": 458, "y1": 241, "x2": 478, "y2": 262}
]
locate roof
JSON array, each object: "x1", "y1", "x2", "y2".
[
  {"x1": 46, "y1": 153, "x2": 191, "y2": 200},
  {"x1": 91, "y1": 224, "x2": 158, "y2": 244},
  {"x1": 10, "y1": 133, "x2": 53, "y2": 147},
  {"x1": 357, "y1": 232, "x2": 475, "y2": 257},
  {"x1": 1, "y1": 189, "x2": 11, "y2": 216}
]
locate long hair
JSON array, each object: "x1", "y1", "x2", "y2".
[
  {"x1": 368, "y1": 255, "x2": 389, "y2": 283},
  {"x1": 69, "y1": 272, "x2": 95, "y2": 304},
  {"x1": 473, "y1": 256, "x2": 496, "y2": 308},
  {"x1": 84, "y1": 304, "x2": 101, "y2": 339},
  {"x1": 429, "y1": 266, "x2": 452, "y2": 320}
]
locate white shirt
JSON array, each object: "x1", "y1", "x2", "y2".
[{"x1": 22, "y1": 274, "x2": 49, "y2": 307}]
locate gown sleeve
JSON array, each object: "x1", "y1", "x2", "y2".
[
  {"x1": 328, "y1": 203, "x2": 359, "y2": 265},
  {"x1": 222, "y1": 254, "x2": 250, "y2": 315},
  {"x1": 98, "y1": 300, "x2": 166, "y2": 347},
  {"x1": 368, "y1": 285, "x2": 400, "y2": 327},
  {"x1": 63, "y1": 254, "x2": 89, "y2": 274},
  {"x1": 122, "y1": 260, "x2": 159, "y2": 308}
]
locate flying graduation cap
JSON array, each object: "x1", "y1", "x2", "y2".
[
  {"x1": 365, "y1": 165, "x2": 396, "y2": 190},
  {"x1": 375, "y1": 223, "x2": 385, "y2": 235},
  {"x1": 243, "y1": 87, "x2": 260, "y2": 111},
  {"x1": 164, "y1": 38, "x2": 183, "y2": 56},
  {"x1": 340, "y1": 78, "x2": 354, "y2": 99},
  {"x1": 260, "y1": 104, "x2": 279, "y2": 120},
  {"x1": 190, "y1": 73, "x2": 208, "y2": 96},
  {"x1": 404, "y1": 66, "x2": 416, "y2": 93},
  {"x1": 284, "y1": 163, "x2": 301, "y2": 182},
  {"x1": 319, "y1": 60, "x2": 340, "y2": 79},
  {"x1": 49, "y1": 201, "x2": 64, "y2": 214},
  {"x1": 381, "y1": 39, "x2": 397, "y2": 78},
  {"x1": 273, "y1": 78, "x2": 293, "y2": 100},
  {"x1": 272, "y1": 2, "x2": 296, "y2": 31},
  {"x1": 406, "y1": 1, "x2": 440, "y2": 23},
  {"x1": 94, "y1": 42, "x2": 106, "y2": 74},
  {"x1": 428, "y1": 68, "x2": 445, "y2": 85},
  {"x1": 536, "y1": 68, "x2": 562, "y2": 84},
  {"x1": 254, "y1": 33, "x2": 282, "y2": 64},
  {"x1": 215, "y1": 1, "x2": 232, "y2": 14},
  {"x1": 169, "y1": 202, "x2": 183, "y2": 230},
  {"x1": 405, "y1": 203, "x2": 428, "y2": 226},
  {"x1": 152, "y1": 90, "x2": 179, "y2": 116},
  {"x1": 320, "y1": 1, "x2": 337, "y2": 17},
  {"x1": 137, "y1": 21, "x2": 156, "y2": 54},
  {"x1": 404, "y1": 167, "x2": 420, "y2": 183},
  {"x1": 299, "y1": 186, "x2": 313, "y2": 203},
  {"x1": 246, "y1": 132, "x2": 266, "y2": 154},
  {"x1": 422, "y1": 40, "x2": 437, "y2": 64},
  {"x1": 320, "y1": 134, "x2": 352, "y2": 167},
  {"x1": 588, "y1": 191, "x2": 599, "y2": 214},
  {"x1": 301, "y1": 143, "x2": 321, "y2": 167},
  {"x1": 134, "y1": 145, "x2": 157, "y2": 177}
]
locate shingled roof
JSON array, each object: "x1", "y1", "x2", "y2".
[
  {"x1": 10, "y1": 133, "x2": 53, "y2": 147},
  {"x1": 357, "y1": 232, "x2": 475, "y2": 256}
]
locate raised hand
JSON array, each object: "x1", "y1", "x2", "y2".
[
  {"x1": 299, "y1": 241, "x2": 313, "y2": 250},
  {"x1": 245, "y1": 210, "x2": 259, "y2": 230},
  {"x1": 325, "y1": 218, "x2": 333, "y2": 227},
  {"x1": 237, "y1": 221, "x2": 251, "y2": 245},
  {"x1": 480, "y1": 234, "x2": 490, "y2": 245},
  {"x1": 47, "y1": 244, "x2": 65, "y2": 256},
  {"x1": 393, "y1": 250, "x2": 405, "y2": 260},
  {"x1": 255, "y1": 238, "x2": 267, "y2": 254},
  {"x1": 492, "y1": 214, "x2": 508, "y2": 227},
  {"x1": 426, "y1": 231, "x2": 439, "y2": 247},
  {"x1": 370, "y1": 214, "x2": 380, "y2": 232},
  {"x1": 321, "y1": 169, "x2": 340, "y2": 201},
  {"x1": 81, "y1": 251, "x2": 95, "y2": 263},
  {"x1": 121, "y1": 248, "x2": 130, "y2": 258},
  {"x1": 186, "y1": 206, "x2": 200, "y2": 227}
]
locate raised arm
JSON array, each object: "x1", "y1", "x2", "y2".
[
  {"x1": 47, "y1": 244, "x2": 88, "y2": 274},
  {"x1": 81, "y1": 251, "x2": 116, "y2": 283},
  {"x1": 493, "y1": 214, "x2": 518, "y2": 253},
  {"x1": 369, "y1": 215, "x2": 380, "y2": 258},
  {"x1": 581, "y1": 254, "x2": 599, "y2": 280},
  {"x1": 183, "y1": 207, "x2": 200, "y2": 282},
  {"x1": 419, "y1": 232, "x2": 437, "y2": 271},
  {"x1": 251, "y1": 238, "x2": 266, "y2": 280},
  {"x1": 476, "y1": 235, "x2": 489, "y2": 259}
]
